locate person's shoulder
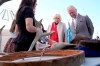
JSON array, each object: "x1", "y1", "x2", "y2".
[
  {"x1": 24, "y1": 6, "x2": 32, "y2": 10},
  {"x1": 82, "y1": 14, "x2": 90, "y2": 20},
  {"x1": 21, "y1": 6, "x2": 32, "y2": 11},
  {"x1": 47, "y1": 22, "x2": 54, "y2": 29},
  {"x1": 60, "y1": 22, "x2": 65, "y2": 25},
  {"x1": 60, "y1": 22, "x2": 66, "y2": 27},
  {"x1": 48, "y1": 22, "x2": 53, "y2": 26},
  {"x1": 78, "y1": 13, "x2": 88, "y2": 17},
  {"x1": 20, "y1": 6, "x2": 32, "y2": 12}
]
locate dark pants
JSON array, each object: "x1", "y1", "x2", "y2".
[{"x1": 15, "y1": 40, "x2": 36, "y2": 52}]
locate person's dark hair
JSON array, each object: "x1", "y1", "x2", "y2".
[
  {"x1": 16, "y1": 0, "x2": 37, "y2": 18},
  {"x1": 10, "y1": 19, "x2": 16, "y2": 33}
]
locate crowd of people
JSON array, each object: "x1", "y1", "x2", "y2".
[{"x1": 4, "y1": 0, "x2": 94, "y2": 52}]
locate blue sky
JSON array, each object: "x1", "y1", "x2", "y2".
[{"x1": 0, "y1": 0, "x2": 100, "y2": 38}]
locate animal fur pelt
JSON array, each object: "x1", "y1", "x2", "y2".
[
  {"x1": 28, "y1": 19, "x2": 53, "y2": 51},
  {"x1": 79, "y1": 39, "x2": 100, "y2": 51},
  {"x1": 50, "y1": 42, "x2": 76, "y2": 50},
  {"x1": 70, "y1": 34, "x2": 90, "y2": 48},
  {"x1": 70, "y1": 34, "x2": 90, "y2": 44},
  {"x1": 70, "y1": 34, "x2": 100, "y2": 51}
]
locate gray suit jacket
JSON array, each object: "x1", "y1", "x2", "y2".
[
  {"x1": 47, "y1": 22, "x2": 68, "y2": 42},
  {"x1": 69, "y1": 14, "x2": 94, "y2": 39}
]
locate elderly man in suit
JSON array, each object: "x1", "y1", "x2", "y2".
[
  {"x1": 47, "y1": 13, "x2": 68, "y2": 46},
  {"x1": 67, "y1": 5, "x2": 94, "y2": 40}
]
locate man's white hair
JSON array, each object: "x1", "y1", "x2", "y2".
[{"x1": 67, "y1": 5, "x2": 77, "y2": 11}]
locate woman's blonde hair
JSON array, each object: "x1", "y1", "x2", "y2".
[{"x1": 52, "y1": 12, "x2": 62, "y2": 22}]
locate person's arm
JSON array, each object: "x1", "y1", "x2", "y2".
[
  {"x1": 25, "y1": 18, "x2": 37, "y2": 33},
  {"x1": 85, "y1": 15, "x2": 94, "y2": 38},
  {"x1": 24, "y1": 7, "x2": 37, "y2": 33}
]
